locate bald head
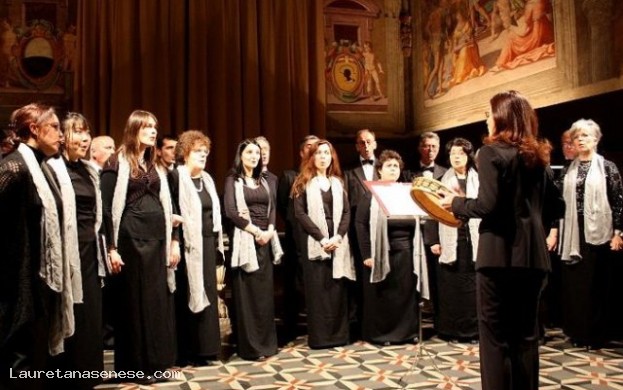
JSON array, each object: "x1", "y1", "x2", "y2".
[{"x1": 90, "y1": 135, "x2": 115, "y2": 168}]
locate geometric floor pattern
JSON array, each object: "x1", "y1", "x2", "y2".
[{"x1": 95, "y1": 329, "x2": 623, "y2": 390}]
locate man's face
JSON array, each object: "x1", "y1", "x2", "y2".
[
  {"x1": 257, "y1": 140, "x2": 270, "y2": 168},
  {"x1": 158, "y1": 139, "x2": 177, "y2": 167},
  {"x1": 355, "y1": 130, "x2": 376, "y2": 159},
  {"x1": 418, "y1": 137, "x2": 439, "y2": 166},
  {"x1": 91, "y1": 137, "x2": 115, "y2": 167},
  {"x1": 299, "y1": 138, "x2": 318, "y2": 161}
]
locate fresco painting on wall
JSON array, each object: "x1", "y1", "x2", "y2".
[
  {"x1": 324, "y1": 0, "x2": 388, "y2": 112},
  {"x1": 422, "y1": 0, "x2": 555, "y2": 106},
  {"x1": 0, "y1": 0, "x2": 77, "y2": 92}
]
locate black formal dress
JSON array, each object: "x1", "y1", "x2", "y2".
[
  {"x1": 0, "y1": 146, "x2": 63, "y2": 390},
  {"x1": 101, "y1": 156, "x2": 176, "y2": 374},
  {"x1": 355, "y1": 193, "x2": 419, "y2": 345},
  {"x1": 224, "y1": 176, "x2": 278, "y2": 360},
  {"x1": 169, "y1": 171, "x2": 221, "y2": 364},
  {"x1": 558, "y1": 159, "x2": 623, "y2": 347},
  {"x1": 53, "y1": 159, "x2": 103, "y2": 389},
  {"x1": 276, "y1": 169, "x2": 304, "y2": 342},
  {"x1": 436, "y1": 178, "x2": 478, "y2": 341},
  {"x1": 451, "y1": 143, "x2": 565, "y2": 390},
  {"x1": 294, "y1": 186, "x2": 351, "y2": 349},
  {"x1": 404, "y1": 164, "x2": 447, "y2": 325}
]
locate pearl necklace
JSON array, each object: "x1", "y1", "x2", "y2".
[{"x1": 193, "y1": 178, "x2": 203, "y2": 192}]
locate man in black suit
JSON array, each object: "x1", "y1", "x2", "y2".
[
  {"x1": 276, "y1": 135, "x2": 319, "y2": 343},
  {"x1": 256, "y1": 136, "x2": 279, "y2": 195},
  {"x1": 406, "y1": 131, "x2": 447, "y2": 329},
  {"x1": 344, "y1": 128, "x2": 379, "y2": 340}
]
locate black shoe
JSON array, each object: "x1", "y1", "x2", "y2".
[
  {"x1": 134, "y1": 377, "x2": 156, "y2": 385},
  {"x1": 190, "y1": 356, "x2": 218, "y2": 366}
]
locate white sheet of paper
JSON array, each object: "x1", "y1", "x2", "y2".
[{"x1": 368, "y1": 182, "x2": 428, "y2": 219}]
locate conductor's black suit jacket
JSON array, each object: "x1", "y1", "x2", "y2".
[{"x1": 451, "y1": 143, "x2": 565, "y2": 270}]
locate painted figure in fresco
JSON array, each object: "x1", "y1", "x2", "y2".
[
  {"x1": 469, "y1": 0, "x2": 491, "y2": 34},
  {"x1": 451, "y1": 7, "x2": 486, "y2": 85},
  {"x1": 0, "y1": 19, "x2": 17, "y2": 87},
  {"x1": 490, "y1": 0, "x2": 514, "y2": 41},
  {"x1": 424, "y1": 0, "x2": 447, "y2": 98},
  {"x1": 491, "y1": 0, "x2": 554, "y2": 72},
  {"x1": 62, "y1": 24, "x2": 77, "y2": 71},
  {"x1": 362, "y1": 41, "x2": 384, "y2": 100}
]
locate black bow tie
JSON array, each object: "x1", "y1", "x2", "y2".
[
  {"x1": 421, "y1": 166, "x2": 434, "y2": 172},
  {"x1": 362, "y1": 159, "x2": 374, "y2": 166}
]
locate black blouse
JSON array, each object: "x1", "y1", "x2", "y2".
[
  {"x1": 293, "y1": 185, "x2": 350, "y2": 242},
  {"x1": 66, "y1": 159, "x2": 97, "y2": 242}
]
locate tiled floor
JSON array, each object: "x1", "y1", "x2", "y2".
[{"x1": 95, "y1": 329, "x2": 623, "y2": 389}]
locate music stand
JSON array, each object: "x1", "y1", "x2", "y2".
[{"x1": 365, "y1": 181, "x2": 462, "y2": 388}]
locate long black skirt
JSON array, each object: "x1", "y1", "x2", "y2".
[
  {"x1": 113, "y1": 235, "x2": 176, "y2": 373},
  {"x1": 231, "y1": 243, "x2": 278, "y2": 360},
  {"x1": 301, "y1": 255, "x2": 349, "y2": 349},
  {"x1": 436, "y1": 238, "x2": 478, "y2": 340},
  {"x1": 362, "y1": 248, "x2": 419, "y2": 344},
  {"x1": 176, "y1": 235, "x2": 221, "y2": 362},
  {"x1": 53, "y1": 240, "x2": 103, "y2": 389},
  {"x1": 561, "y1": 239, "x2": 612, "y2": 346}
]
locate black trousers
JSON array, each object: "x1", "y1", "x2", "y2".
[{"x1": 477, "y1": 268, "x2": 547, "y2": 390}]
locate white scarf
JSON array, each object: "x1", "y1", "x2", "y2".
[
  {"x1": 230, "y1": 177, "x2": 283, "y2": 272},
  {"x1": 47, "y1": 157, "x2": 105, "y2": 302},
  {"x1": 305, "y1": 176, "x2": 355, "y2": 280},
  {"x1": 438, "y1": 168, "x2": 481, "y2": 264},
  {"x1": 17, "y1": 144, "x2": 71, "y2": 355},
  {"x1": 111, "y1": 153, "x2": 176, "y2": 292},
  {"x1": 177, "y1": 165, "x2": 224, "y2": 313},
  {"x1": 560, "y1": 154, "x2": 612, "y2": 262},
  {"x1": 368, "y1": 197, "x2": 430, "y2": 298}
]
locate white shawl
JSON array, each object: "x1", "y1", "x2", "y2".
[
  {"x1": 368, "y1": 197, "x2": 430, "y2": 298},
  {"x1": 438, "y1": 168, "x2": 481, "y2": 264},
  {"x1": 111, "y1": 153, "x2": 175, "y2": 292},
  {"x1": 17, "y1": 144, "x2": 71, "y2": 355},
  {"x1": 560, "y1": 154, "x2": 612, "y2": 262},
  {"x1": 305, "y1": 176, "x2": 355, "y2": 280},
  {"x1": 47, "y1": 157, "x2": 105, "y2": 302},
  {"x1": 230, "y1": 177, "x2": 283, "y2": 272},
  {"x1": 177, "y1": 165, "x2": 224, "y2": 313}
]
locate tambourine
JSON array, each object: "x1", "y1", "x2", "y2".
[{"x1": 410, "y1": 177, "x2": 462, "y2": 227}]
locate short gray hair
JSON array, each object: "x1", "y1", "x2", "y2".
[{"x1": 570, "y1": 119, "x2": 602, "y2": 146}]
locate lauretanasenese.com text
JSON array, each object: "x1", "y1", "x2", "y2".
[{"x1": 8, "y1": 368, "x2": 183, "y2": 381}]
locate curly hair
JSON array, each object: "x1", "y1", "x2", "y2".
[
  {"x1": 176, "y1": 130, "x2": 211, "y2": 163},
  {"x1": 374, "y1": 149, "x2": 404, "y2": 171}
]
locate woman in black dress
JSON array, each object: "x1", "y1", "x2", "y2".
[
  {"x1": 291, "y1": 139, "x2": 354, "y2": 349},
  {"x1": 0, "y1": 103, "x2": 65, "y2": 390},
  {"x1": 101, "y1": 110, "x2": 179, "y2": 381},
  {"x1": 355, "y1": 150, "x2": 419, "y2": 345},
  {"x1": 47, "y1": 112, "x2": 104, "y2": 389},
  {"x1": 169, "y1": 130, "x2": 223, "y2": 366},
  {"x1": 436, "y1": 138, "x2": 479, "y2": 342},
  {"x1": 555, "y1": 118, "x2": 623, "y2": 349},
  {"x1": 224, "y1": 139, "x2": 281, "y2": 361}
]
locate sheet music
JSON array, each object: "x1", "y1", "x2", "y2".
[{"x1": 366, "y1": 182, "x2": 428, "y2": 219}]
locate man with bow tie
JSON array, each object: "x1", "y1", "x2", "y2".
[
  {"x1": 405, "y1": 131, "x2": 447, "y2": 330},
  {"x1": 345, "y1": 128, "x2": 379, "y2": 341}
]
